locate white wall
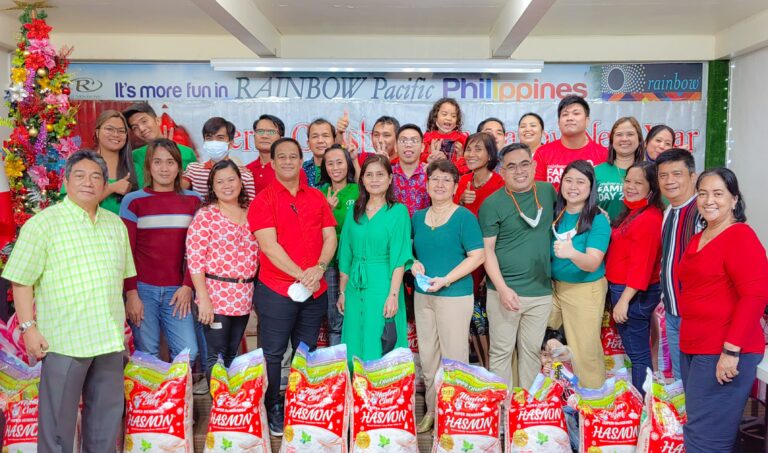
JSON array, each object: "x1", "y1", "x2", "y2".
[{"x1": 728, "y1": 45, "x2": 768, "y2": 245}]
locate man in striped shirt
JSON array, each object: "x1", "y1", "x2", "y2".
[
  {"x1": 182, "y1": 116, "x2": 256, "y2": 201},
  {"x1": 657, "y1": 148, "x2": 702, "y2": 379}
]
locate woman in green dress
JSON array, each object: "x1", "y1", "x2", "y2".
[
  {"x1": 595, "y1": 117, "x2": 644, "y2": 222},
  {"x1": 337, "y1": 154, "x2": 412, "y2": 365}
]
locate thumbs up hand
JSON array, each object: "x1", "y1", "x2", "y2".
[
  {"x1": 110, "y1": 173, "x2": 133, "y2": 196},
  {"x1": 461, "y1": 181, "x2": 476, "y2": 205},
  {"x1": 336, "y1": 109, "x2": 350, "y2": 135},
  {"x1": 553, "y1": 232, "x2": 576, "y2": 259}
]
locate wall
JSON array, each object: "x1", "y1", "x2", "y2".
[{"x1": 728, "y1": 45, "x2": 768, "y2": 244}]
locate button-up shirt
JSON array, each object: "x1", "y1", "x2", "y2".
[
  {"x1": 392, "y1": 163, "x2": 430, "y2": 217},
  {"x1": 3, "y1": 197, "x2": 136, "y2": 358}
]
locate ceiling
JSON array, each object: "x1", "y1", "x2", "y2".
[{"x1": 2, "y1": 0, "x2": 766, "y2": 36}]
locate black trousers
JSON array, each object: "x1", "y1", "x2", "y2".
[
  {"x1": 255, "y1": 283, "x2": 327, "y2": 409},
  {"x1": 203, "y1": 313, "x2": 250, "y2": 380}
]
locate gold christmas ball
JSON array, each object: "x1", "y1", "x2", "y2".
[
  {"x1": 70, "y1": 119, "x2": 77, "y2": 125},
  {"x1": 28, "y1": 127, "x2": 39, "y2": 137},
  {"x1": 46, "y1": 124, "x2": 54, "y2": 132},
  {"x1": 36, "y1": 68, "x2": 48, "y2": 77},
  {"x1": 23, "y1": 50, "x2": 31, "y2": 57}
]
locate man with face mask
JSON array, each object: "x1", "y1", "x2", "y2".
[{"x1": 182, "y1": 117, "x2": 256, "y2": 202}]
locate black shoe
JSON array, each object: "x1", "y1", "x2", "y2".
[{"x1": 268, "y1": 403, "x2": 284, "y2": 437}]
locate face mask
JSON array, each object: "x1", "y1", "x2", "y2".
[
  {"x1": 552, "y1": 224, "x2": 577, "y2": 242},
  {"x1": 623, "y1": 197, "x2": 649, "y2": 210},
  {"x1": 203, "y1": 140, "x2": 229, "y2": 162}
]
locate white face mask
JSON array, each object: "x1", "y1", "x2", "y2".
[
  {"x1": 520, "y1": 207, "x2": 543, "y2": 228},
  {"x1": 203, "y1": 140, "x2": 229, "y2": 162},
  {"x1": 552, "y1": 224, "x2": 577, "y2": 242}
]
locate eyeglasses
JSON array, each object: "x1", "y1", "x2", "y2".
[
  {"x1": 398, "y1": 138, "x2": 421, "y2": 145},
  {"x1": 99, "y1": 126, "x2": 127, "y2": 136},
  {"x1": 255, "y1": 129, "x2": 279, "y2": 136},
  {"x1": 428, "y1": 177, "x2": 454, "y2": 185},
  {"x1": 504, "y1": 161, "x2": 532, "y2": 172}
]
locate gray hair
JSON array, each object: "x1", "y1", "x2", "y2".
[{"x1": 64, "y1": 150, "x2": 109, "y2": 181}]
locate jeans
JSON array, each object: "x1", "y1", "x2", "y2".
[
  {"x1": 203, "y1": 314, "x2": 249, "y2": 380},
  {"x1": 608, "y1": 282, "x2": 661, "y2": 395},
  {"x1": 665, "y1": 311, "x2": 682, "y2": 380},
  {"x1": 255, "y1": 282, "x2": 327, "y2": 410},
  {"x1": 324, "y1": 266, "x2": 344, "y2": 346},
  {"x1": 681, "y1": 352, "x2": 762, "y2": 453},
  {"x1": 130, "y1": 282, "x2": 198, "y2": 362}
]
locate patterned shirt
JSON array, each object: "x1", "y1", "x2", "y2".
[
  {"x1": 182, "y1": 161, "x2": 256, "y2": 202},
  {"x1": 186, "y1": 205, "x2": 259, "y2": 316},
  {"x1": 2, "y1": 197, "x2": 136, "y2": 357},
  {"x1": 302, "y1": 159, "x2": 322, "y2": 188},
  {"x1": 660, "y1": 195, "x2": 703, "y2": 316},
  {"x1": 392, "y1": 163, "x2": 430, "y2": 217}
]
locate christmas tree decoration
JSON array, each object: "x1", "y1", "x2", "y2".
[{"x1": 1, "y1": 3, "x2": 78, "y2": 265}]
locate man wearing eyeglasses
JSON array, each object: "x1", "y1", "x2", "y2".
[
  {"x1": 123, "y1": 102, "x2": 198, "y2": 188},
  {"x1": 246, "y1": 114, "x2": 308, "y2": 194},
  {"x1": 479, "y1": 143, "x2": 556, "y2": 390},
  {"x1": 392, "y1": 124, "x2": 430, "y2": 217}
]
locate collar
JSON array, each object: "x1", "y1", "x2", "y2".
[
  {"x1": 273, "y1": 178, "x2": 307, "y2": 194},
  {"x1": 63, "y1": 196, "x2": 101, "y2": 224},
  {"x1": 394, "y1": 162, "x2": 425, "y2": 177},
  {"x1": 671, "y1": 193, "x2": 698, "y2": 210}
]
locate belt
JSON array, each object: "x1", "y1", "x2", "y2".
[
  {"x1": 205, "y1": 273, "x2": 256, "y2": 284},
  {"x1": 350, "y1": 255, "x2": 389, "y2": 290}
]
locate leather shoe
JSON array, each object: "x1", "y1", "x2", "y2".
[{"x1": 417, "y1": 413, "x2": 434, "y2": 434}]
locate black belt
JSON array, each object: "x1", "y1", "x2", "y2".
[{"x1": 205, "y1": 273, "x2": 256, "y2": 284}]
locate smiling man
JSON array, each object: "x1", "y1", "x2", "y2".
[
  {"x1": 479, "y1": 143, "x2": 556, "y2": 390},
  {"x1": 392, "y1": 124, "x2": 430, "y2": 217},
  {"x1": 533, "y1": 95, "x2": 607, "y2": 190},
  {"x1": 3, "y1": 151, "x2": 136, "y2": 453},
  {"x1": 123, "y1": 102, "x2": 198, "y2": 188}
]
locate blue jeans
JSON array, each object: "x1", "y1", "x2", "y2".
[
  {"x1": 681, "y1": 352, "x2": 762, "y2": 453},
  {"x1": 324, "y1": 266, "x2": 344, "y2": 346},
  {"x1": 130, "y1": 282, "x2": 198, "y2": 362},
  {"x1": 665, "y1": 311, "x2": 681, "y2": 379},
  {"x1": 608, "y1": 282, "x2": 661, "y2": 394}
]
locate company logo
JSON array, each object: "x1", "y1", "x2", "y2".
[
  {"x1": 600, "y1": 63, "x2": 702, "y2": 101},
  {"x1": 72, "y1": 77, "x2": 103, "y2": 93}
]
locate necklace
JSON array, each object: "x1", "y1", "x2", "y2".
[
  {"x1": 472, "y1": 170, "x2": 493, "y2": 189},
  {"x1": 428, "y1": 205, "x2": 454, "y2": 230},
  {"x1": 505, "y1": 184, "x2": 543, "y2": 228}
]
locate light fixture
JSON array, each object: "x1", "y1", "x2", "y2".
[{"x1": 210, "y1": 58, "x2": 543, "y2": 74}]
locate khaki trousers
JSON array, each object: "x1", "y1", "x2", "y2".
[
  {"x1": 414, "y1": 292, "x2": 474, "y2": 414},
  {"x1": 487, "y1": 289, "x2": 552, "y2": 389},
  {"x1": 549, "y1": 278, "x2": 608, "y2": 389}
]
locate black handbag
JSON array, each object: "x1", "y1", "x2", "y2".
[{"x1": 380, "y1": 319, "x2": 397, "y2": 355}]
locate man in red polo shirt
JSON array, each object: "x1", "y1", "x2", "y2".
[
  {"x1": 533, "y1": 95, "x2": 607, "y2": 190},
  {"x1": 248, "y1": 137, "x2": 337, "y2": 437}
]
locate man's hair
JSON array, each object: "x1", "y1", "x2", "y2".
[
  {"x1": 122, "y1": 102, "x2": 157, "y2": 122},
  {"x1": 202, "y1": 117, "x2": 236, "y2": 141},
  {"x1": 65, "y1": 150, "x2": 109, "y2": 181},
  {"x1": 557, "y1": 95, "x2": 590, "y2": 118},
  {"x1": 373, "y1": 116, "x2": 400, "y2": 132},
  {"x1": 477, "y1": 117, "x2": 506, "y2": 134},
  {"x1": 396, "y1": 123, "x2": 423, "y2": 140},
  {"x1": 253, "y1": 114, "x2": 285, "y2": 137},
  {"x1": 307, "y1": 118, "x2": 336, "y2": 138},
  {"x1": 144, "y1": 138, "x2": 183, "y2": 192},
  {"x1": 655, "y1": 148, "x2": 696, "y2": 174},
  {"x1": 499, "y1": 143, "x2": 532, "y2": 160},
  {"x1": 270, "y1": 137, "x2": 302, "y2": 160}
]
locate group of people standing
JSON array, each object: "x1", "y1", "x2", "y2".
[{"x1": 3, "y1": 94, "x2": 766, "y2": 453}]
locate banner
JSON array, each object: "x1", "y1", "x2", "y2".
[{"x1": 69, "y1": 62, "x2": 707, "y2": 168}]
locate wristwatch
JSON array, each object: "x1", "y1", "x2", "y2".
[
  {"x1": 722, "y1": 347, "x2": 740, "y2": 357},
  {"x1": 317, "y1": 262, "x2": 328, "y2": 272},
  {"x1": 19, "y1": 320, "x2": 36, "y2": 334}
]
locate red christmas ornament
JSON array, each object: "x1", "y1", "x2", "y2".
[
  {"x1": 24, "y1": 19, "x2": 53, "y2": 40},
  {"x1": 62, "y1": 87, "x2": 70, "y2": 95},
  {"x1": 24, "y1": 53, "x2": 46, "y2": 70}
]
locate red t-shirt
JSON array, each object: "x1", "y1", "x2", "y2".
[
  {"x1": 453, "y1": 172, "x2": 505, "y2": 216},
  {"x1": 605, "y1": 206, "x2": 663, "y2": 290},
  {"x1": 246, "y1": 157, "x2": 309, "y2": 195},
  {"x1": 420, "y1": 130, "x2": 470, "y2": 174},
  {"x1": 533, "y1": 137, "x2": 608, "y2": 191},
  {"x1": 678, "y1": 223, "x2": 768, "y2": 354},
  {"x1": 248, "y1": 179, "x2": 336, "y2": 298}
]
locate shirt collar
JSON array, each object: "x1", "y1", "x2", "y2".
[
  {"x1": 671, "y1": 193, "x2": 698, "y2": 210},
  {"x1": 62, "y1": 196, "x2": 101, "y2": 224}
]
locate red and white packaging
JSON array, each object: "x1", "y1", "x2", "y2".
[
  {"x1": 0, "y1": 351, "x2": 41, "y2": 453},
  {"x1": 506, "y1": 375, "x2": 570, "y2": 452},
  {"x1": 433, "y1": 359, "x2": 507, "y2": 453},
  {"x1": 317, "y1": 319, "x2": 330, "y2": 349},
  {"x1": 280, "y1": 342, "x2": 350, "y2": 453},
  {"x1": 351, "y1": 348, "x2": 417, "y2": 452},
  {"x1": 123, "y1": 350, "x2": 193, "y2": 453},
  {"x1": 406, "y1": 320, "x2": 425, "y2": 392},
  {"x1": 578, "y1": 379, "x2": 643, "y2": 453},
  {"x1": 637, "y1": 369, "x2": 686, "y2": 453},
  {"x1": 205, "y1": 349, "x2": 269, "y2": 453},
  {"x1": 601, "y1": 311, "x2": 631, "y2": 377}
]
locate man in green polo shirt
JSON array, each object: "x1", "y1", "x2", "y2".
[
  {"x1": 479, "y1": 143, "x2": 556, "y2": 390},
  {"x1": 3, "y1": 151, "x2": 136, "y2": 452},
  {"x1": 123, "y1": 102, "x2": 197, "y2": 187}
]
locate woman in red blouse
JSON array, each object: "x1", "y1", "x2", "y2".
[
  {"x1": 453, "y1": 132, "x2": 503, "y2": 368},
  {"x1": 605, "y1": 161, "x2": 664, "y2": 394},
  {"x1": 186, "y1": 160, "x2": 259, "y2": 380},
  {"x1": 678, "y1": 168, "x2": 768, "y2": 452}
]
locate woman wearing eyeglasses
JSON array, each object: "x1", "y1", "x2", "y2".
[
  {"x1": 411, "y1": 159, "x2": 485, "y2": 433},
  {"x1": 63, "y1": 110, "x2": 137, "y2": 214}
]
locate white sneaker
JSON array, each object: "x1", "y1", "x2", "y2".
[{"x1": 193, "y1": 378, "x2": 209, "y2": 395}]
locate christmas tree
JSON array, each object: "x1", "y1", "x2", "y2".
[{"x1": 1, "y1": 2, "x2": 78, "y2": 264}]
